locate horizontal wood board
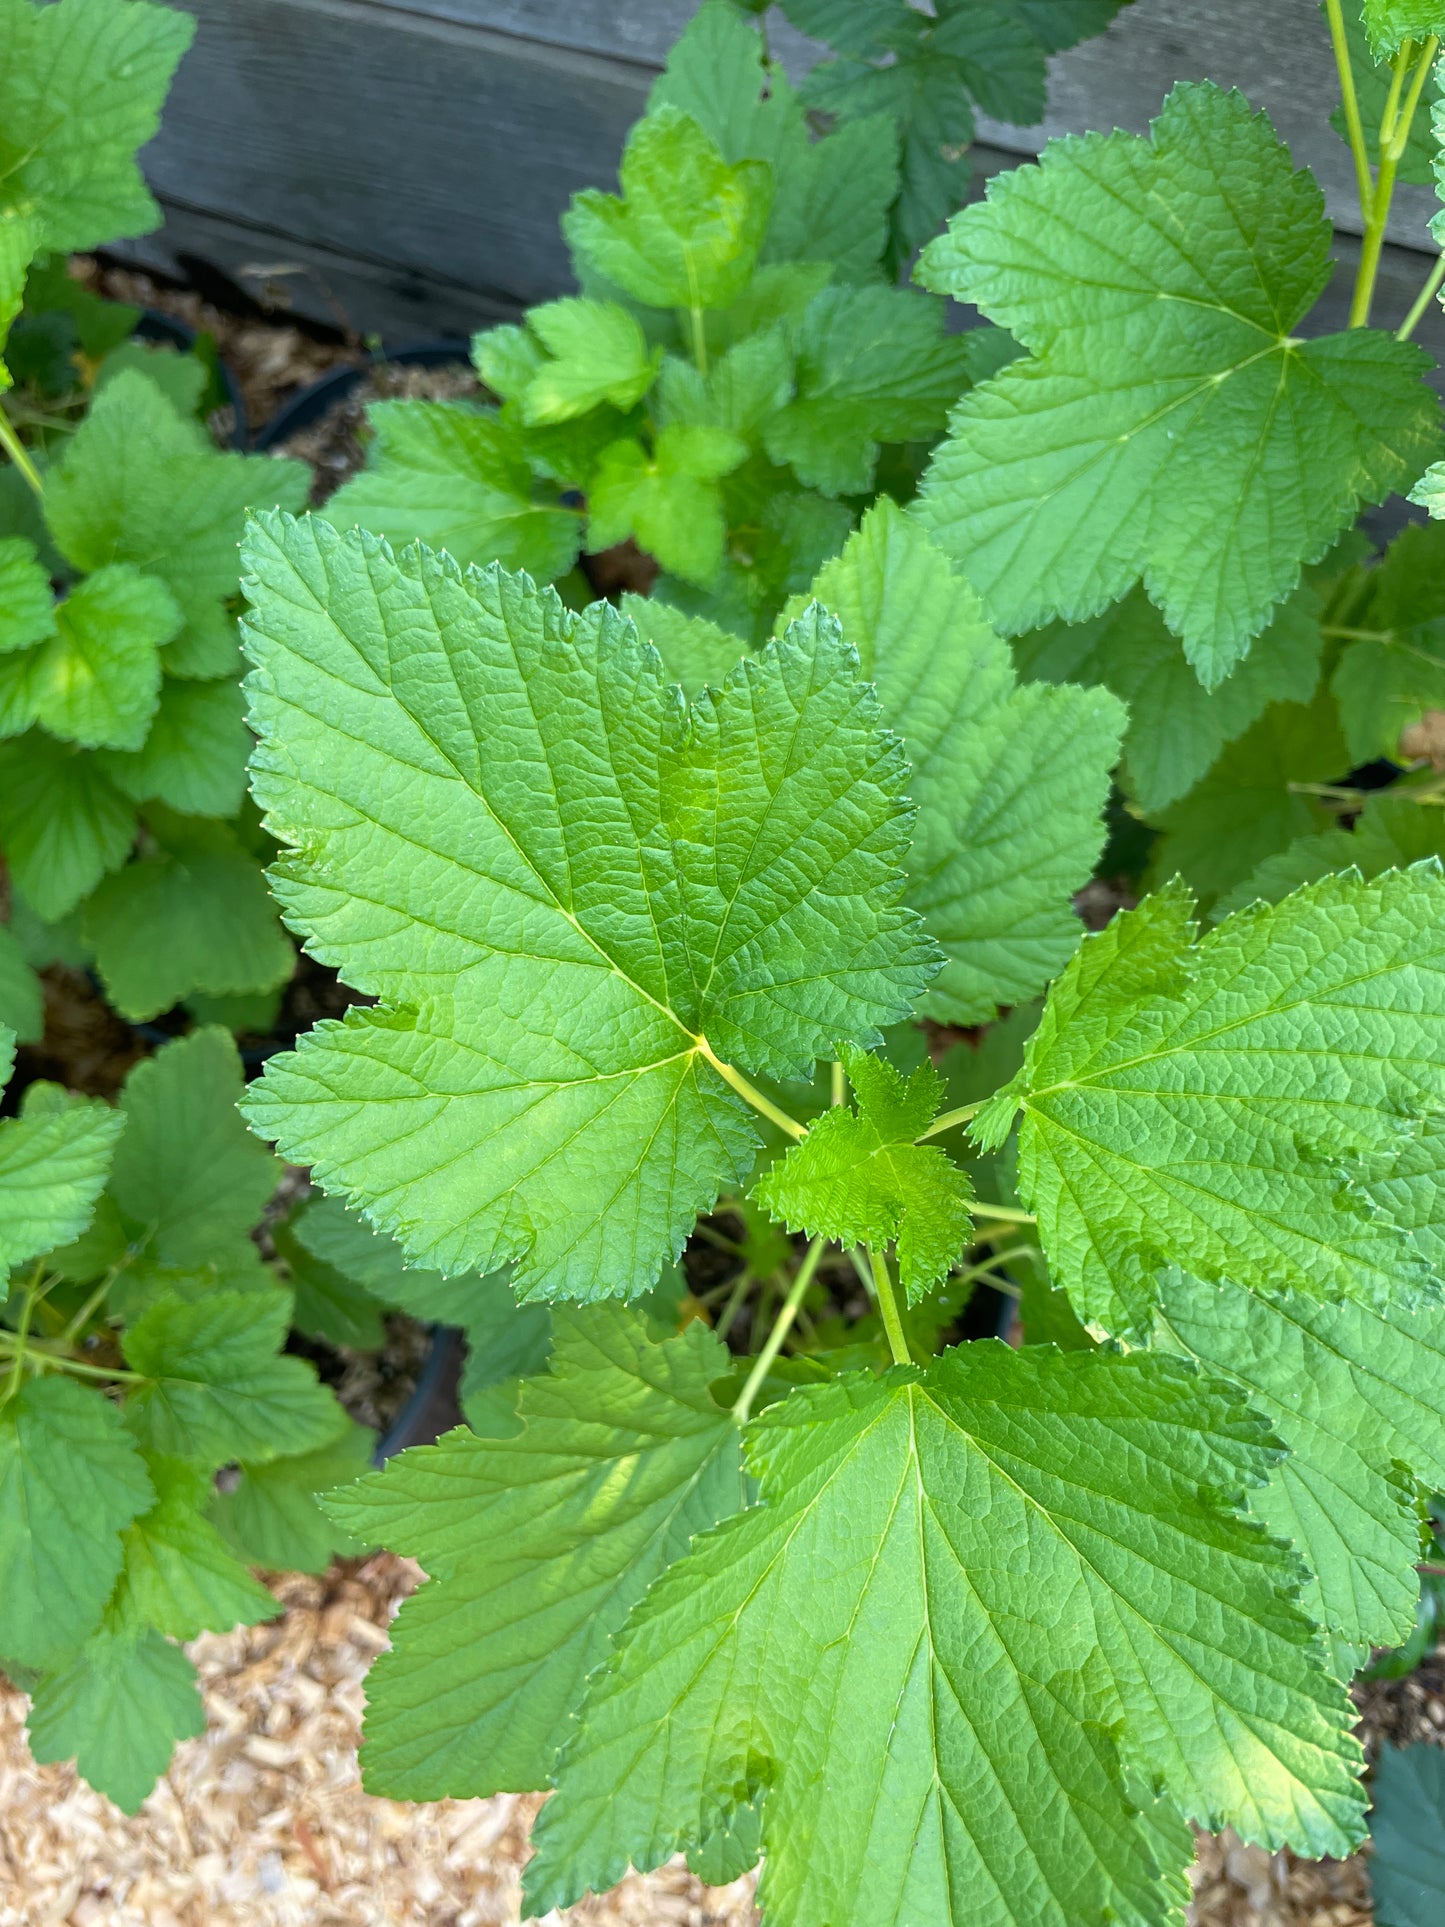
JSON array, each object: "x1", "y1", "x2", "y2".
[{"x1": 128, "y1": 0, "x2": 1443, "y2": 340}]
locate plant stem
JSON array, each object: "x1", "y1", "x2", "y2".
[
  {"x1": 1324, "y1": 0, "x2": 1375, "y2": 218},
  {"x1": 970, "y1": 1203, "x2": 1038, "y2": 1228},
  {"x1": 696, "y1": 1038, "x2": 807, "y2": 1140},
  {"x1": 831, "y1": 1059, "x2": 846, "y2": 1107},
  {"x1": 0, "y1": 1336, "x2": 144, "y2": 1385},
  {"x1": 1351, "y1": 36, "x2": 1438, "y2": 326},
  {"x1": 1398, "y1": 252, "x2": 1445, "y2": 340},
  {"x1": 714, "y1": 1266, "x2": 754, "y2": 1341},
  {"x1": 732, "y1": 1237, "x2": 825, "y2": 1423},
  {"x1": 0, "y1": 411, "x2": 44, "y2": 500},
  {"x1": 1, "y1": 1271, "x2": 42, "y2": 1403},
  {"x1": 60, "y1": 1269, "x2": 124, "y2": 1347},
  {"x1": 693, "y1": 1220, "x2": 745, "y2": 1258},
  {"x1": 917, "y1": 1097, "x2": 984, "y2": 1141},
  {"x1": 865, "y1": 1244, "x2": 913, "y2": 1367}
]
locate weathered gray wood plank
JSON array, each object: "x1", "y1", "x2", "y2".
[{"x1": 135, "y1": 0, "x2": 1442, "y2": 341}]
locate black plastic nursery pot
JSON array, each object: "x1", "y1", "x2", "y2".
[{"x1": 253, "y1": 340, "x2": 475, "y2": 452}]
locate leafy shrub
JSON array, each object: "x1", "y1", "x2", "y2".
[
  {"x1": 0, "y1": 0, "x2": 308, "y2": 1029},
  {"x1": 9, "y1": 0, "x2": 1445, "y2": 1916}
]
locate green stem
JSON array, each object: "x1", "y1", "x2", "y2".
[
  {"x1": 1324, "y1": 0, "x2": 1375, "y2": 219},
  {"x1": 0, "y1": 1336, "x2": 144, "y2": 1385},
  {"x1": 831, "y1": 1059, "x2": 846, "y2": 1107},
  {"x1": 0, "y1": 410, "x2": 44, "y2": 501},
  {"x1": 733, "y1": 1237, "x2": 825, "y2": 1423},
  {"x1": 1398, "y1": 252, "x2": 1445, "y2": 340},
  {"x1": 693, "y1": 1221, "x2": 745, "y2": 1258},
  {"x1": 2, "y1": 1271, "x2": 42, "y2": 1403},
  {"x1": 970, "y1": 1203, "x2": 1038, "y2": 1228},
  {"x1": 865, "y1": 1244, "x2": 913, "y2": 1367},
  {"x1": 917, "y1": 1098, "x2": 984, "y2": 1142},
  {"x1": 714, "y1": 1266, "x2": 754, "y2": 1342},
  {"x1": 60, "y1": 1268, "x2": 124, "y2": 1347},
  {"x1": 697, "y1": 1038, "x2": 807, "y2": 1140},
  {"x1": 1351, "y1": 37, "x2": 1438, "y2": 327}
]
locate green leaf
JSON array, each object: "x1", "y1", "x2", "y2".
[
  {"x1": 323, "y1": 1305, "x2": 744, "y2": 1799},
  {"x1": 756, "y1": 1046, "x2": 973, "y2": 1299},
  {"x1": 106, "y1": 1454, "x2": 278, "y2": 1640},
  {"x1": 620, "y1": 592, "x2": 747, "y2": 698},
  {"x1": 0, "y1": 562, "x2": 179, "y2": 750},
  {"x1": 762, "y1": 286, "x2": 969, "y2": 496},
  {"x1": 27, "y1": 1625, "x2": 204, "y2": 1814},
  {"x1": 1360, "y1": 0, "x2": 1445, "y2": 57},
  {"x1": 84, "y1": 810, "x2": 293, "y2": 1022},
  {"x1": 522, "y1": 298, "x2": 662, "y2": 421},
  {"x1": 1156, "y1": 1269, "x2": 1445, "y2": 1676},
  {"x1": 654, "y1": 329, "x2": 794, "y2": 443},
  {"x1": 96, "y1": 674, "x2": 251, "y2": 817},
  {"x1": 0, "y1": 923, "x2": 42, "y2": 1043},
  {"x1": 0, "y1": 535, "x2": 54, "y2": 653},
  {"x1": 564, "y1": 106, "x2": 773, "y2": 310},
  {"x1": 0, "y1": 207, "x2": 37, "y2": 386},
  {"x1": 1145, "y1": 687, "x2": 1348, "y2": 909},
  {"x1": 457, "y1": 1275, "x2": 553, "y2": 1408},
  {"x1": 287, "y1": 1192, "x2": 509, "y2": 1328},
  {"x1": 103, "y1": 1027, "x2": 280, "y2": 1277},
  {"x1": 0, "y1": 0, "x2": 193, "y2": 252},
  {"x1": 1331, "y1": 521, "x2": 1445, "y2": 764},
  {"x1": 800, "y1": 500, "x2": 1125, "y2": 1022},
  {"x1": 325, "y1": 400, "x2": 582, "y2": 579},
  {"x1": 1014, "y1": 584, "x2": 1325, "y2": 815},
  {"x1": 240, "y1": 515, "x2": 935, "y2": 1298},
  {"x1": 92, "y1": 338, "x2": 207, "y2": 418},
  {"x1": 0, "y1": 1076, "x2": 122, "y2": 1271},
  {"x1": 587, "y1": 423, "x2": 746, "y2": 584},
  {"x1": 916, "y1": 83, "x2": 1441, "y2": 678},
  {"x1": 650, "y1": 0, "x2": 897, "y2": 283},
  {"x1": 1369, "y1": 1742, "x2": 1445, "y2": 1925},
  {"x1": 529, "y1": 1345, "x2": 1360, "y2": 1923},
  {"x1": 44, "y1": 370, "x2": 310, "y2": 677},
  {"x1": 121, "y1": 1288, "x2": 346, "y2": 1467},
  {"x1": 210, "y1": 1421, "x2": 376, "y2": 1575},
  {"x1": 0, "y1": 1375, "x2": 154, "y2": 1669},
  {"x1": 973, "y1": 871, "x2": 1445, "y2": 1339},
  {"x1": 273, "y1": 1208, "x2": 387, "y2": 1349},
  {"x1": 1213, "y1": 790, "x2": 1445, "y2": 920},
  {"x1": 0, "y1": 729, "x2": 136, "y2": 920}
]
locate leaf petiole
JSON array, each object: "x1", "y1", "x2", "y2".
[
  {"x1": 1398, "y1": 253, "x2": 1445, "y2": 340},
  {"x1": 917, "y1": 1097, "x2": 984, "y2": 1141},
  {"x1": 0, "y1": 410, "x2": 44, "y2": 501},
  {"x1": 696, "y1": 1037, "x2": 808, "y2": 1140},
  {"x1": 1323, "y1": 0, "x2": 1374, "y2": 218},
  {"x1": 864, "y1": 1243, "x2": 913, "y2": 1367},
  {"x1": 733, "y1": 1236, "x2": 825, "y2": 1423}
]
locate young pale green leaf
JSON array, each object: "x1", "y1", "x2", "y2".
[
  {"x1": 106, "y1": 1455, "x2": 278, "y2": 1641},
  {"x1": 973, "y1": 871, "x2": 1445, "y2": 1339},
  {"x1": 1330, "y1": 521, "x2": 1445, "y2": 764},
  {"x1": 0, "y1": 729, "x2": 136, "y2": 920},
  {"x1": 522, "y1": 297, "x2": 662, "y2": 421},
  {"x1": 763, "y1": 285, "x2": 971, "y2": 496},
  {"x1": 240, "y1": 515, "x2": 934, "y2": 1298},
  {"x1": 587, "y1": 423, "x2": 746, "y2": 584},
  {"x1": 1156, "y1": 1270, "x2": 1445, "y2": 1676},
  {"x1": 0, "y1": 562, "x2": 179, "y2": 750},
  {"x1": 27, "y1": 1625, "x2": 203, "y2": 1814},
  {"x1": 530, "y1": 1344, "x2": 1360, "y2": 1926},
  {"x1": 0, "y1": 0, "x2": 193, "y2": 252},
  {"x1": 564, "y1": 105, "x2": 773, "y2": 310},
  {"x1": 83, "y1": 811, "x2": 293, "y2": 1022},
  {"x1": 323, "y1": 1305, "x2": 744, "y2": 1800},
  {"x1": 44, "y1": 370, "x2": 310, "y2": 678},
  {"x1": 915, "y1": 83, "x2": 1441, "y2": 678},
  {"x1": 1145, "y1": 688, "x2": 1347, "y2": 909},
  {"x1": 210, "y1": 1422, "x2": 376, "y2": 1576},
  {"x1": 0, "y1": 1070, "x2": 122, "y2": 1271},
  {"x1": 1014, "y1": 584, "x2": 1325, "y2": 815},
  {"x1": 1368, "y1": 1742, "x2": 1445, "y2": 1923},
  {"x1": 653, "y1": 330, "x2": 794, "y2": 444},
  {"x1": 121, "y1": 1289, "x2": 347, "y2": 1467},
  {"x1": 800, "y1": 499, "x2": 1125, "y2": 1022},
  {"x1": 97, "y1": 674, "x2": 252, "y2": 817},
  {"x1": 650, "y1": 0, "x2": 897, "y2": 283},
  {"x1": 0, "y1": 535, "x2": 53, "y2": 653},
  {"x1": 0, "y1": 925, "x2": 42, "y2": 1043},
  {"x1": 325, "y1": 400, "x2": 582, "y2": 580},
  {"x1": 0, "y1": 1375, "x2": 154, "y2": 1670},
  {"x1": 1213, "y1": 791, "x2": 1445, "y2": 920},
  {"x1": 1360, "y1": 0, "x2": 1445, "y2": 57},
  {"x1": 755, "y1": 1046, "x2": 973, "y2": 1300}
]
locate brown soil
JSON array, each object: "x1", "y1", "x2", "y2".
[{"x1": 269, "y1": 358, "x2": 482, "y2": 504}]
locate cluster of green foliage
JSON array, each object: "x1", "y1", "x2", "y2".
[
  {"x1": 0, "y1": 0, "x2": 309, "y2": 1034},
  {"x1": 11, "y1": 0, "x2": 1445, "y2": 1918}
]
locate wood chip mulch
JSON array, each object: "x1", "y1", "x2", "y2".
[{"x1": 4, "y1": 1553, "x2": 1437, "y2": 1925}]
